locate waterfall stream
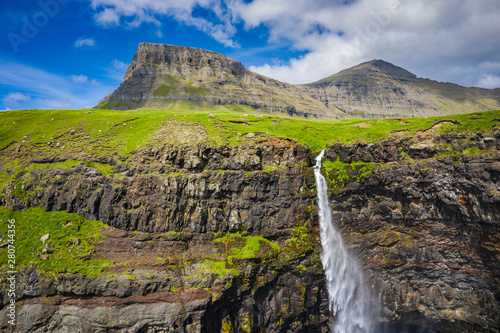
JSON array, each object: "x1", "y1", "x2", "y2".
[{"x1": 314, "y1": 150, "x2": 372, "y2": 333}]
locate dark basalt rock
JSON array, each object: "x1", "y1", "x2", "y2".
[
  {"x1": 1, "y1": 133, "x2": 500, "y2": 332},
  {"x1": 323, "y1": 131, "x2": 500, "y2": 333}
]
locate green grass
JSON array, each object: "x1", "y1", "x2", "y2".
[
  {"x1": 0, "y1": 207, "x2": 113, "y2": 277},
  {"x1": 323, "y1": 159, "x2": 377, "y2": 191},
  {"x1": 153, "y1": 85, "x2": 172, "y2": 97},
  {"x1": 187, "y1": 82, "x2": 208, "y2": 96},
  {"x1": 1, "y1": 106, "x2": 499, "y2": 158},
  {"x1": 214, "y1": 231, "x2": 281, "y2": 265}
]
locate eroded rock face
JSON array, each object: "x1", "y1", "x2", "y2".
[
  {"x1": 2, "y1": 143, "x2": 314, "y2": 233},
  {"x1": 1, "y1": 133, "x2": 500, "y2": 332},
  {"x1": 323, "y1": 130, "x2": 500, "y2": 333},
  {"x1": 1, "y1": 265, "x2": 329, "y2": 333}
]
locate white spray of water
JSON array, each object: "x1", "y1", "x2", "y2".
[{"x1": 314, "y1": 150, "x2": 372, "y2": 333}]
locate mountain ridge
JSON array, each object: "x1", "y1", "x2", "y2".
[
  {"x1": 310, "y1": 59, "x2": 418, "y2": 85},
  {"x1": 98, "y1": 43, "x2": 500, "y2": 118}
]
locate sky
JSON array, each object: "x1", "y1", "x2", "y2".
[{"x1": 1, "y1": 0, "x2": 500, "y2": 111}]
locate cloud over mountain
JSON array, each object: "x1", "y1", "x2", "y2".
[{"x1": 89, "y1": 0, "x2": 500, "y2": 87}]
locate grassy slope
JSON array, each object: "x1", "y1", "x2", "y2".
[
  {"x1": 0, "y1": 207, "x2": 113, "y2": 277},
  {"x1": 1, "y1": 104, "x2": 499, "y2": 277},
  {"x1": 1, "y1": 102, "x2": 499, "y2": 154}
]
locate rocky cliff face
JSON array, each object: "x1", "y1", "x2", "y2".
[
  {"x1": 3, "y1": 142, "x2": 314, "y2": 233},
  {"x1": 1, "y1": 139, "x2": 333, "y2": 332},
  {"x1": 1, "y1": 122, "x2": 500, "y2": 332},
  {"x1": 322, "y1": 128, "x2": 500, "y2": 332},
  {"x1": 98, "y1": 43, "x2": 500, "y2": 118}
]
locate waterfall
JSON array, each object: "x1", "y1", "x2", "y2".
[{"x1": 314, "y1": 150, "x2": 372, "y2": 333}]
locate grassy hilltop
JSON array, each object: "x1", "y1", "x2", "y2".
[{"x1": 2, "y1": 102, "x2": 499, "y2": 154}]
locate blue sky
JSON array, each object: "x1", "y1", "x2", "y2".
[{"x1": 1, "y1": 0, "x2": 500, "y2": 111}]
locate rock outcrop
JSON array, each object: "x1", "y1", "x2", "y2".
[
  {"x1": 98, "y1": 43, "x2": 500, "y2": 118},
  {"x1": 1, "y1": 126, "x2": 500, "y2": 332},
  {"x1": 322, "y1": 128, "x2": 500, "y2": 332}
]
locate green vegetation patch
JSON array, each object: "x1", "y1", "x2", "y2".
[
  {"x1": 164, "y1": 75, "x2": 179, "y2": 83},
  {"x1": 214, "y1": 231, "x2": 280, "y2": 264},
  {"x1": 96, "y1": 99, "x2": 145, "y2": 110},
  {"x1": 263, "y1": 165, "x2": 284, "y2": 172},
  {"x1": 82, "y1": 161, "x2": 118, "y2": 177},
  {"x1": 31, "y1": 159, "x2": 82, "y2": 171},
  {"x1": 436, "y1": 147, "x2": 495, "y2": 158},
  {"x1": 197, "y1": 259, "x2": 240, "y2": 277},
  {"x1": 323, "y1": 159, "x2": 377, "y2": 192},
  {"x1": 281, "y1": 223, "x2": 318, "y2": 264},
  {"x1": 0, "y1": 207, "x2": 113, "y2": 277},
  {"x1": 187, "y1": 82, "x2": 208, "y2": 96},
  {"x1": 153, "y1": 85, "x2": 172, "y2": 97}
]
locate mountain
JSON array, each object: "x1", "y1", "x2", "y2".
[
  {"x1": 98, "y1": 43, "x2": 500, "y2": 118},
  {"x1": 303, "y1": 59, "x2": 500, "y2": 117},
  {"x1": 98, "y1": 43, "x2": 338, "y2": 119}
]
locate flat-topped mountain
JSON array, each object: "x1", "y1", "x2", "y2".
[
  {"x1": 98, "y1": 43, "x2": 500, "y2": 118},
  {"x1": 99, "y1": 43, "x2": 337, "y2": 118}
]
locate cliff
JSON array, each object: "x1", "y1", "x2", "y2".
[
  {"x1": 322, "y1": 129, "x2": 500, "y2": 332},
  {"x1": 1, "y1": 108, "x2": 500, "y2": 332},
  {"x1": 97, "y1": 43, "x2": 500, "y2": 118}
]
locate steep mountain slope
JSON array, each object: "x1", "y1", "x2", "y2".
[
  {"x1": 98, "y1": 43, "x2": 339, "y2": 119},
  {"x1": 98, "y1": 43, "x2": 500, "y2": 118},
  {"x1": 303, "y1": 59, "x2": 500, "y2": 118}
]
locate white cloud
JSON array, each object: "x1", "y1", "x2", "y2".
[
  {"x1": 90, "y1": 0, "x2": 239, "y2": 47},
  {"x1": 103, "y1": 59, "x2": 129, "y2": 81},
  {"x1": 477, "y1": 75, "x2": 500, "y2": 89},
  {"x1": 3, "y1": 92, "x2": 31, "y2": 105},
  {"x1": 94, "y1": 7, "x2": 121, "y2": 25},
  {"x1": 0, "y1": 60, "x2": 115, "y2": 110},
  {"x1": 233, "y1": 0, "x2": 500, "y2": 84},
  {"x1": 72, "y1": 74, "x2": 88, "y2": 83},
  {"x1": 37, "y1": 99, "x2": 72, "y2": 109},
  {"x1": 87, "y1": 0, "x2": 500, "y2": 86},
  {"x1": 71, "y1": 74, "x2": 98, "y2": 85},
  {"x1": 74, "y1": 37, "x2": 96, "y2": 48},
  {"x1": 111, "y1": 59, "x2": 127, "y2": 71}
]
